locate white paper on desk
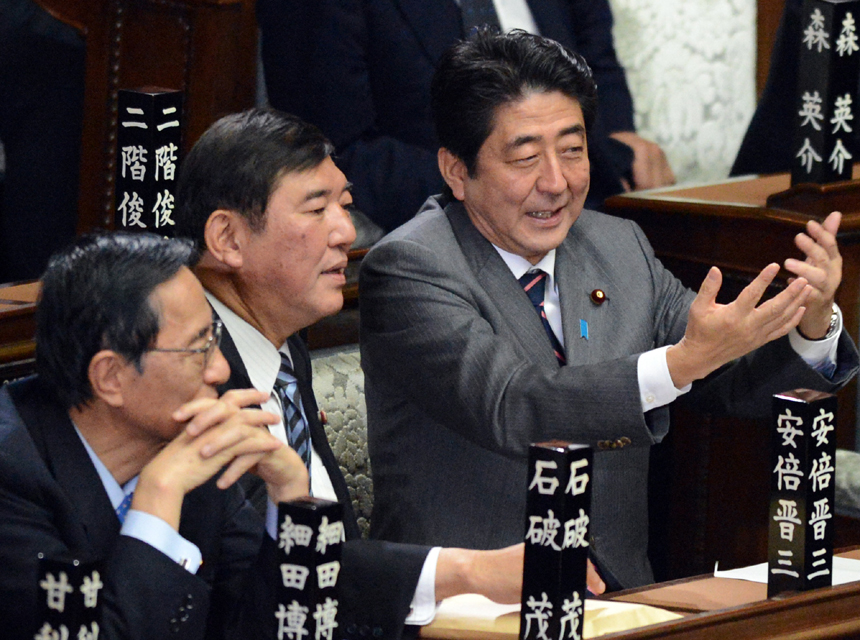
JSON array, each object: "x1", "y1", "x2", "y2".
[
  {"x1": 429, "y1": 594, "x2": 681, "y2": 638},
  {"x1": 713, "y1": 557, "x2": 860, "y2": 585}
]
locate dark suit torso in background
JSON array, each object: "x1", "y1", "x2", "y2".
[
  {"x1": 217, "y1": 327, "x2": 430, "y2": 640},
  {"x1": 257, "y1": 0, "x2": 636, "y2": 231},
  {"x1": 359, "y1": 196, "x2": 860, "y2": 589},
  {"x1": 0, "y1": 376, "x2": 279, "y2": 640}
]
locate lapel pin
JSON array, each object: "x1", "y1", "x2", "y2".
[
  {"x1": 580, "y1": 319, "x2": 589, "y2": 340},
  {"x1": 590, "y1": 289, "x2": 607, "y2": 305}
]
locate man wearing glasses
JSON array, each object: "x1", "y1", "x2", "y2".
[{"x1": 0, "y1": 232, "x2": 309, "y2": 639}]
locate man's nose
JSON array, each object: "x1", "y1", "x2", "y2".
[
  {"x1": 204, "y1": 346, "x2": 230, "y2": 386},
  {"x1": 331, "y1": 204, "x2": 358, "y2": 249},
  {"x1": 536, "y1": 155, "x2": 566, "y2": 194}
]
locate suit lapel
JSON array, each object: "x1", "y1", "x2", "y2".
[
  {"x1": 215, "y1": 320, "x2": 360, "y2": 539},
  {"x1": 9, "y1": 377, "x2": 120, "y2": 555},
  {"x1": 445, "y1": 201, "x2": 560, "y2": 370},
  {"x1": 393, "y1": 0, "x2": 463, "y2": 63},
  {"x1": 555, "y1": 213, "x2": 616, "y2": 362}
]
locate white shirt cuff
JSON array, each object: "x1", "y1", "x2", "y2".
[
  {"x1": 404, "y1": 547, "x2": 442, "y2": 625},
  {"x1": 638, "y1": 345, "x2": 692, "y2": 412},
  {"x1": 121, "y1": 510, "x2": 202, "y2": 574},
  {"x1": 788, "y1": 305, "x2": 841, "y2": 376}
]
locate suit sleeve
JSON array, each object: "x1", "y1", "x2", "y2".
[
  {"x1": 360, "y1": 220, "x2": 691, "y2": 459},
  {"x1": 257, "y1": 0, "x2": 443, "y2": 232}
]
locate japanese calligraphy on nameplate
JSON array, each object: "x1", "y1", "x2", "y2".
[
  {"x1": 34, "y1": 554, "x2": 103, "y2": 640},
  {"x1": 791, "y1": 0, "x2": 860, "y2": 185},
  {"x1": 276, "y1": 498, "x2": 344, "y2": 640},
  {"x1": 767, "y1": 389, "x2": 837, "y2": 597},
  {"x1": 115, "y1": 89, "x2": 182, "y2": 234},
  {"x1": 520, "y1": 442, "x2": 592, "y2": 640}
]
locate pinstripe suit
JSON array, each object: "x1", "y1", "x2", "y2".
[{"x1": 359, "y1": 195, "x2": 859, "y2": 588}]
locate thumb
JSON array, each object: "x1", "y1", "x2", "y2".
[{"x1": 694, "y1": 267, "x2": 722, "y2": 306}]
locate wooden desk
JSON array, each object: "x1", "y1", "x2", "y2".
[
  {"x1": 0, "y1": 281, "x2": 39, "y2": 382},
  {"x1": 423, "y1": 549, "x2": 860, "y2": 639},
  {"x1": 603, "y1": 171, "x2": 860, "y2": 581}
]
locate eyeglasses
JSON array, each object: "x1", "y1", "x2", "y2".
[{"x1": 148, "y1": 319, "x2": 223, "y2": 367}]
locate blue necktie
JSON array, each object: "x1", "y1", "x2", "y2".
[
  {"x1": 274, "y1": 353, "x2": 312, "y2": 479},
  {"x1": 519, "y1": 270, "x2": 566, "y2": 366},
  {"x1": 460, "y1": 0, "x2": 501, "y2": 34},
  {"x1": 116, "y1": 492, "x2": 134, "y2": 524}
]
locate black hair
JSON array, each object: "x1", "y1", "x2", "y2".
[
  {"x1": 431, "y1": 28, "x2": 598, "y2": 176},
  {"x1": 36, "y1": 232, "x2": 197, "y2": 410},
  {"x1": 173, "y1": 108, "x2": 335, "y2": 249}
]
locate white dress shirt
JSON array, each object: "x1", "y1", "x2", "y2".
[{"x1": 207, "y1": 293, "x2": 440, "y2": 625}]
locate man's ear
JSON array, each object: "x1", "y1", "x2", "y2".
[
  {"x1": 88, "y1": 350, "x2": 130, "y2": 408},
  {"x1": 204, "y1": 210, "x2": 249, "y2": 269},
  {"x1": 438, "y1": 148, "x2": 469, "y2": 201}
]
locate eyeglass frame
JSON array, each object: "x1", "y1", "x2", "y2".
[{"x1": 147, "y1": 319, "x2": 223, "y2": 366}]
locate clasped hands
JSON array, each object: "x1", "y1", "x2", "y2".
[
  {"x1": 667, "y1": 211, "x2": 843, "y2": 389},
  {"x1": 133, "y1": 388, "x2": 309, "y2": 529}
]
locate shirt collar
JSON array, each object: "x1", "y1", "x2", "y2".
[
  {"x1": 72, "y1": 423, "x2": 138, "y2": 511},
  {"x1": 492, "y1": 245, "x2": 557, "y2": 281},
  {"x1": 205, "y1": 292, "x2": 292, "y2": 394}
]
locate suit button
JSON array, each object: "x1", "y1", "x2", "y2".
[
  {"x1": 373, "y1": 627, "x2": 383, "y2": 637},
  {"x1": 597, "y1": 440, "x2": 608, "y2": 450},
  {"x1": 346, "y1": 624, "x2": 357, "y2": 636},
  {"x1": 618, "y1": 437, "x2": 631, "y2": 447},
  {"x1": 360, "y1": 624, "x2": 371, "y2": 636}
]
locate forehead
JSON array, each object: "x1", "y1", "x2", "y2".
[
  {"x1": 268, "y1": 156, "x2": 348, "y2": 211},
  {"x1": 485, "y1": 91, "x2": 584, "y2": 146},
  {"x1": 150, "y1": 267, "x2": 210, "y2": 334}
]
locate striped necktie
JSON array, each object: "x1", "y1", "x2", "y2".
[
  {"x1": 116, "y1": 492, "x2": 134, "y2": 524},
  {"x1": 274, "y1": 352, "x2": 312, "y2": 478},
  {"x1": 519, "y1": 270, "x2": 566, "y2": 366},
  {"x1": 460, "y1": 0, "x2": 501, "y2": 34}
]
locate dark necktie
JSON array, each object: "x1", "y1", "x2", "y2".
[
  {"x1": 460, "y1": 0, "x2": 501, "y2": 34},
  {"x1": 274, "y1": 353, "x2": 312, "y2": 478},
  {"x1": 519, "y1": 270, "x2": 566, "y2": 366},
  {"x1": 116, "y1": 492, "x2": 134, "y2": 524}
]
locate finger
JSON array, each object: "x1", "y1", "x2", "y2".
[
  {"x1": 793, "y1": 231, "x2": 833, "y2": 266},
  {"x1": 587, "y1": 559, "x2": 606, "y2": 595},
  {"x1": 694, "y1": 266, "x2": 723, "y2": 307},
  {"x1": 757, "y1": 281, "x2": 810, "y2": 332},
  {"x1": 765, "y1": 305, "x2": 806, "y2": 343},
  {"x1": 180, "y1": 400, "x2": 240, "y2": 437},
  {"x1": 198, "y1": 409, "x2": 280, "y2": 458},
  {"x1": 219, "y1": 388, "x2": 272, "y2": 409},
  {"x1": 784, "y1": 258, "x2": 828, "y2": 291},
  {"x1": 734, "y1": 263, "x2": 780, "y2": 309},
  {"x1": 820, "y1": 210, "x2": 842, "y2": 237},
  {"x1": 216, "y1": 451, "x2": 268, "y2": 490}
]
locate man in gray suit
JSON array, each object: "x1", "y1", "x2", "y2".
[{"x1": 359, "y1": 30, "x2": 859, "y2": 590}]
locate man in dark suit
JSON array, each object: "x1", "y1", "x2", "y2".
[
  {"x1": 359, "y1": 30, "x2": 859, "y2": 590},
  {"x1": 257, "y1": 0, "x2": 674, "y2": 232},
  {"x1": 0, "y1": 232, "x2": 310, "y2": 639},
  {"x1": 173, "y1": 108, "x2": 591, "y2": 640},
  {"x1": 731, "y1": 0, "x2": 860, "y2": 177}
]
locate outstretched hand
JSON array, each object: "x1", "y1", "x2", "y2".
[
  {"x1": 785, "y1": 211, "x2": 842, "y2": 339},
  {"x1": 666, "y1": 264, "x2": 811, "y2": 389}
]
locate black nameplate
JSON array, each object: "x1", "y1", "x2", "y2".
[
  {"x1": 791, "y1": 0, "x2": 860, "y2": 185},
  {"x1": 35, "y1": 553, "x2": 103, "y2": 640},
  {"x1": 520, "y1": 441, "x2": 592, "y2": 640},
  {"x1": 276, "y1": 498, "x2": 344, "y2": 640},
  {"x1": 115, "y1": 88, "x2": 183, "y2": 234},
  {"x1": 768, "y1": 389, "x2": 837, "y2": 597}
]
